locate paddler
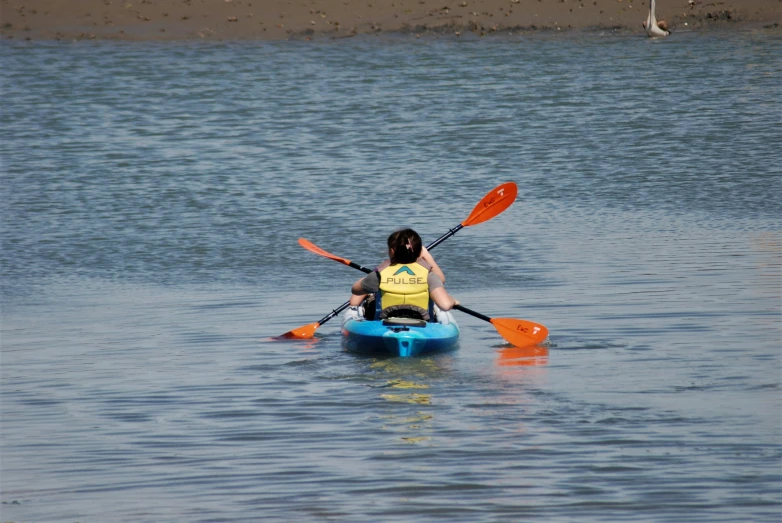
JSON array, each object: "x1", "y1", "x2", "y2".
[{"x1": 346, "y1": 229, "x2": 459, "y2": 323}]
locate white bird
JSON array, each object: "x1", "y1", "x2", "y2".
[{"x1": 643, "y1": 0, "x2": 670, "y2": 37}]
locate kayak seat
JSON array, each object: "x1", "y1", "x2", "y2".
[{"x1": 377, "y1": 304, "x2": 431, "y2": 322}]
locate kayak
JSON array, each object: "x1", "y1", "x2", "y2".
[{"x1": 342, "y1": 316, "x2": 459, "y2": 357}]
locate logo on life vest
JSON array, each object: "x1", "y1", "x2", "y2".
[{"x1": 393, "y1": 266, "x2": 415, "y2": 276}]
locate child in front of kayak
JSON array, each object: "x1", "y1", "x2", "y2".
[{"x1": 346, "y1": 228, "x2": 458, "y2": 324}]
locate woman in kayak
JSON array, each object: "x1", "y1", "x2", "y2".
[{"x1": 347, "y1": 228, "x2": 458, "y2": 323}]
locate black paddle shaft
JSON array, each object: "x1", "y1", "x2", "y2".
[
  {"x1": 453, "y1": 304, "x2": 492, "y2": 323},
  {"x1": 426, "y1": 224, "x2": 464, "y2": 251},
  {"x1": 347, "y1": 261, "x2": 373, "y2": 274}
]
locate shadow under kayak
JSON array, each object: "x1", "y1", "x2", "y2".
[{"x1": 342, "y1": 317, "x2": 459, "y2": 357}]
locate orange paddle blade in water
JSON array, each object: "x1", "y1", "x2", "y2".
[
  {"x1": 279, "y1": 322, "x2": 320, "y2": 340},
  {"x1": 490, "y1": 317, "x2": 549, "y2": 348},
  {"x1": 462, "y1": 182, "x2": 518, "y2": 227}
]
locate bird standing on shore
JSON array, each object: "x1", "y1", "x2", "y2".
[{"x1": 643, "y1": 0, "x2": 670, "y2": 37}]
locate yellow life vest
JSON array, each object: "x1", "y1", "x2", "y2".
[{"x1": 377, "y1": 262, "x2": 430, "y2": 313}]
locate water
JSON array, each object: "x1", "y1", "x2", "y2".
[{"x1": 2, "y1": 31, "x2": 781, "y2": 522}]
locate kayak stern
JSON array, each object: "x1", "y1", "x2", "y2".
[{"x1": 342, "y1": 318, "x2": 459, "y2": 357}]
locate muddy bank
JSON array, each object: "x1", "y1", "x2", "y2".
[{"x1": 2, "y1": 0, "x2": 780, "y2": 41}]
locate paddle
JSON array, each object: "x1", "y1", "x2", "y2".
[
  {"x1": 279, "y1": 182, "x2": 518, "y2": 339},
  {"x1": 453, "y1": 304, "x2": 548, "y2": 348}
]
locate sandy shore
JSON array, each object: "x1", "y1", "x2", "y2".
[{"x1": 1, "y1": 0, "x2": 780, "y2": 41}]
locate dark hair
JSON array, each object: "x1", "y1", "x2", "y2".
[{"x1": 387, "y1": 229, "x2": 422, "y2": 265}]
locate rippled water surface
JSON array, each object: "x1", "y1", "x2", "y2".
[{"x1": 2, "y1": 32, "x2": 781, "y2": 522}]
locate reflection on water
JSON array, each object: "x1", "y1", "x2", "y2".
[
  {"x1": 379, "y1": 393, "x2": 433, "y2": 405},
  {"x1": 497, "y1": 345, "x2": 550, "y2": 367}
]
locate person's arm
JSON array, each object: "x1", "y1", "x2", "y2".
[
  {"x1": 350, "y1": 278, "x2": 367, "y2": 306},
  {"x1": 430, "y1": 287, "x2": 458, "y2": 311},
  {"x1": 418, "y1": 246, "x2": 446, "y2": 283},
  {"x1": 349, "y1": 293, "x2": 366, "y2": 306},
  {"x1": 351, "y1": 278, "x2": 366, "y2": 295},
  {"x1": 350, "y1": 271, "x2": 380, "y2": 305}
]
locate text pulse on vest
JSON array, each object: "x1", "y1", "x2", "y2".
[
  {"x1": 382, "y1": 265, "x2": 426, "y2": 285},
  {"x1": 383, "y1": 276, "x2": 426, "y2": 284}
]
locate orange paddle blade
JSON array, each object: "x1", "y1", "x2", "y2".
[
  {"x1": 490, "y1": 317, "x2": 549, "y2": 348},
  {"x1": 299, "y1": 238, "x2": 352, "y2": 267},
  {"x1": 279, "y1": 322, "x2": 320, "y2": 339},
  {"x1": 462, "y1": 182, "x2": 518, "y2": 227}
]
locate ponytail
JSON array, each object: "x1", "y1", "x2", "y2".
[{"x1": 387, "y1": 229, "x2": 422, "y2": 265}]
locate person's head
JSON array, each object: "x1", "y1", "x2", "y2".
[{"x1": 387, "y1": 229, "x2": 422, "y2": 265}]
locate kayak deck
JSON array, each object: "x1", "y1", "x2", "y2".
[{"x1": 342, "y1": 317, "x2": 459, "y2": 357}]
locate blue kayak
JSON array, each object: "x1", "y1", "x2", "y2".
[{"x1": 342, "y1": 317, "x2": 459, "y2": 357}]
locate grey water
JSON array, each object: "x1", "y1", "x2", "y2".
[{"x1": 1, "y1": 30, "x2": 781, "y2": 522}]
